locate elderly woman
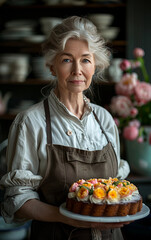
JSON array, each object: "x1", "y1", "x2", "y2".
[{"x1": 0, "y1": 16, "x2": 130, "y2": 239}]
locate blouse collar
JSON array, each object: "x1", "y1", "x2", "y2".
[{"x1": 49, "y1": 89, "x2": 92, "y2": 120}]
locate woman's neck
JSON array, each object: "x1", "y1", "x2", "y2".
[{"x1": 54, "y1": 88, "x2": 85, "y2": 119}]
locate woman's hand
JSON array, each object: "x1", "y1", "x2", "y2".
[{"x1": 15, "y1": 199, "x2": 131, "y2": 231}]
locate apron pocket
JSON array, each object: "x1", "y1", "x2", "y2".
[
  {"x1": 65, "y1": 144, "x2": 112, "y2": 183},
  {"x1": 66, "y1": 147, "x2": 108, "y2": 164}
]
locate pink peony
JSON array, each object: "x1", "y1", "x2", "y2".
[
  {"x1": 130, "y1": 108, "x2": 138, "y2": 117},
  {"x1": 134, "y1": 82, "x2": 151, "y2": 105},
  {"x1": 115, "y1": 73, "x2": 138, "y2": 96},
  {"x1": 110, "y1": 96, "x2": 132, "y2": 117},
  {"x1": 120, "y1": 59, "x2": 131, "y2": 71},
  {"x1": 129, "y1": 120, "x2": 140, "y2": 128},
  {"x1": 137, "y1": 137, "x2": 144, "y2": 143},
  {"x1": 123, "y1": 126, "x2": 139, "y2": 140},
  {"x1": 133, "y1": 48, "x2": 145, "y2": 58}
]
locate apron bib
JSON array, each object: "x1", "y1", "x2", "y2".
[{"x1": 30, "y1": 99, "x2": 123, "y2": 240}]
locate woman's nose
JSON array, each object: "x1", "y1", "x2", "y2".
[{"x1": 71, "y1": 62, "x2": 82, "y2": 75}]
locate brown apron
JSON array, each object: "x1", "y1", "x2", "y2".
[{"x1": 30, "y1": 99, "x2": 123, "y2": 240}]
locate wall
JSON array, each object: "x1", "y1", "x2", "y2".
[{"x1": 127, "y1": 0, "x2": 151, "y2": 81}]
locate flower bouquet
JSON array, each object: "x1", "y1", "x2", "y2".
[
  {"x1": 110, "y1": 48, "x2": 151, "y2": 144},
  {"x1": 109, "y1": 48, "x2": 151, "y2": 175}
]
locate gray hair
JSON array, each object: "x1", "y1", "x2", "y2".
[{"x1": 42, "y1": 16, "x2": 110, "y2": 82}]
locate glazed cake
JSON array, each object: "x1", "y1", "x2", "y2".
[{"x1": 66, "y1": 178, "x2": 142, "y2": 217}]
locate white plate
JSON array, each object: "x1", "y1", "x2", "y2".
[{"x1": 59, "y1": 203, "x2": 150, "y2": 223}]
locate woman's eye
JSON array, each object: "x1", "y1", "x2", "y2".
[
  {"x1": 62, "y1": 59, "x2": 71, "y2": 63},
  {"x1": 83, "y1": 59, "x2": 90, "y2": 63}
]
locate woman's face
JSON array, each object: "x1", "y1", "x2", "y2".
[{"x1": 51, "y1": 38, "x2": 95, "y2": 95}]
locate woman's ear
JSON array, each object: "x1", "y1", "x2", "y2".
[{"x1": 50, "y1": 65, "x2": 56, "y2": 76}]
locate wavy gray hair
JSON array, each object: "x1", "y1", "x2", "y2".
[{"x1": 42, "y1": 16, "x2": 110, "y2": 82}]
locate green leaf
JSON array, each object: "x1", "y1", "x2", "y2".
[
  {"x1": 79, "y1": 185, "x2": 93, "y2": 195},
  {"x1": 113, "y1": 180, "x2": 120, "y2": 186},
  {"x1": 101, "y1": 182, "x2": 107, "y2": 185}
]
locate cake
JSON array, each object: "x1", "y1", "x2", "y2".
[{"x1": 66, "y1": 178, "x2": 142, "y2": 217}]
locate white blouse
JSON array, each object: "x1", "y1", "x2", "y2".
[{"x1": 0, "y1": 89, "x2": 130, "y2": 223}]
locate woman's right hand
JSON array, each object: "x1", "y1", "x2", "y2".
[{"x1": 15, "y1": 199, "x2": 132, "y2": 231}]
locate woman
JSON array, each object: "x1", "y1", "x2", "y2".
[{"x1": 0, "y1": 16, "x2": 130, "y2": 239}]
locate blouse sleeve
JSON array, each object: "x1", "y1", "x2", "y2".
[{"x1": 0, "y1": 113, "x2": 43, "y2": 223}]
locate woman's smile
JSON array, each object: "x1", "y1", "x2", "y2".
[{"x1": 68, "y1": 79, "x2": 85, "y2": 84}]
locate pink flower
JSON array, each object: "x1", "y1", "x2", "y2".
[
  {"x1": 69, "y1": 182, "x2": 79, "y2": 192},
  {"x1": 115, "y1": 73, "x2": 138, "y2": 96},
  {"x1": 134, "y1": 82, "x2": 151, "y2": 105},
  {"x1": 114, "y1": 117, "x2": 120, "y2": 127},
  {"x1": 133, "y1": 48, "x2": 145, "y2": 58},
  {"x1": 129, "y1": 120, "x2": 140, "y2": 128},
  {"x1": 110, "y1": 96, "x2": 132, "y2": 117},
  {"x1": 123, "y1": 126, "x2": 139, "y2": 140},
  {"x1": 120, "y1": 59, "x2": 131, "y2": 71},
  {"x1": 137, "y1": 137, "x2": 144, "y2": 143},
  {"x1": 87, "y1": 179, "x2": 98, "y2": 184},
  {"x1": 130, "y1": 108, "x2": 138, "y2": 117}
]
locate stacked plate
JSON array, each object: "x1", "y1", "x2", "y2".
[
  {"x1": 31, "y1": 56, "x2": 53, "y2": 80},
  {"x1": 40, "y1": 17, "x2": 63, "y2": 36},
  {"x1": 0, "y1": 54, "x2": 30, "y2": 82},
  {"x1": 0, "y1": 20, "x2": 37, "y2": 40},
  {"x1": 0, "y1": 216, "x2": 31, "y2": 240}
]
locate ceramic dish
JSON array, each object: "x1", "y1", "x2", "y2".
[
  {"x1": 0, "y1": 217, "x2": 31, "y2": 240},
  {"x1": 59, "y1": 203, "x2": 150, "y2": 223}
]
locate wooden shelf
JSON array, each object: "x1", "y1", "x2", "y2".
[
  {"x1": 0, "y1": 2, "x2": 127, "y2": 22},
  {"x1": 0, "y1": 3, "x2": 126, "y2": 10},
  {"x1": 0, "y1": 40, "x2": 127, "y2": 47},
  {"x1": 0, "y1": 40, "x2": 127, "y2": 55},
  {"x1": 0, "y1": 113, "x2": 16, "y2": 120},
  {"x1": 0, "y1": 79, "x2": 51, "y2": 86}
]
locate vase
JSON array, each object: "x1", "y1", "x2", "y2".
[{"x1": 125, "y1": 126, "x2": 151, "y2": 176}]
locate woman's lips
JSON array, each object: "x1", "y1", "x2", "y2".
[{"x1": 69, "y1": 80, "x2": 85, "y2": 84}]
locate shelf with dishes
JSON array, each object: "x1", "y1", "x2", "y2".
[
  {"x1": 0, "y1": 78, "x2": 52, "y2": 120},
  {"x1": 0, "y1": 1, "x2": 126, "y2": 131},
  {"x1": 0, "y1": 2, "x2": 126, "y2": 53}
]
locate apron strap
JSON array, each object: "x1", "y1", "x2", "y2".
[
  {"x1": 43, "y1": 98, "x2": 52, "y2": 144},
  {"x1": 92, "y1": 110, "x2": 110, "y2": 143}
]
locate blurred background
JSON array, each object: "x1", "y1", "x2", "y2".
[{"x1": 0, "y1": 0, "x2": 151, "y2": 239}]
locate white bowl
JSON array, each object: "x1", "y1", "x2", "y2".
[
  {"x1": 40, "y1": 17, "x2": 62, "y2": 27},
  {"x1": 101, "y1": 27, "x2": 120, "y2": 40},
  {"x1": 24, "y1": 35, "x2": 46, "y2": 43},
  {"x1": 88, "y1": 14, "x2": 114, "y2": 29},
  {"x1": 5, "y1": 20, "x2": 36, "y2": 29},
  {"x1": 0, "y1": 216, "x2": 31, "y2": 240}
]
